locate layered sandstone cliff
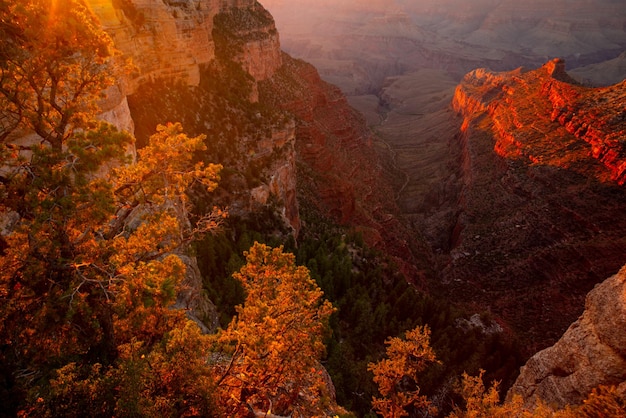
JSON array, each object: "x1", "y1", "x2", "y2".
[
  {"x1": 508, "y1": 265, "x2": 626, "y2": 409},
  {"x1": 89, "y1": 0, "x2": 281, "y2": 126},
  {"x1": 91, "y1": 0, "x2": 231, "y2": 91},
  {"x1": 82, "y1": 0, "x2": 298, "y2": 329},
  {"x1": 453, "y1": 58, "x2": 626, "y2": 186},
  {"x1": 89, "y1": 0, "x2": 297, "y2": 231},
  {"x1": 446, "y1": 60, "x2": 626, "y2": 355}
]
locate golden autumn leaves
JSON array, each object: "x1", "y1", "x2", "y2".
[
  {"x1": 0, "y1": 0, "x2": 115, "y2": 148},
  {"x1": 368, "y1": 326, "x2": 438, "y2": 418},
  {"x1": 0, "y1": 115, "x2": 337, "y2": 415}
]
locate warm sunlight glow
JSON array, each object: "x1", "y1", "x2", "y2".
[
  {"x1": 47, "y1": 0, "x2": 60, "y2": 31},
  {"x1": 1, "y1": 0, "x2": 624, "y2": 415},
  {"x1": 85, "y1": 0, "x2": 118, "y2": 24}
]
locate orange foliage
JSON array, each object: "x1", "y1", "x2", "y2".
[
  {"x1": 368, "y1": 326, "x2": 439, "y2": 418},
  {"x1": 449, "y1": 371, "x2": 625, "y2": 418},
  {"x1": 0, "y1": 0, "x2": 116, "y2": 148},
  {"x1": 215, "y1": 242, "x2": 336, "y2": 417}
]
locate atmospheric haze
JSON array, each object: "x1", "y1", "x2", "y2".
[{"x1": 261, "y1": 0, "x2": 626, "y2": 93}]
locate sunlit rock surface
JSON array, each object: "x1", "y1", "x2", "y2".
[
  {"x1": 90, "y1": 0, "x2": 218, "y2": 91},
  {"x1": 446, "y1": 59, "x2": 626, "y2": 355}
]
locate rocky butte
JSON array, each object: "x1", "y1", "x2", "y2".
[{"x1": 447, "y1": 58, "x2": 626, "y2": 355}]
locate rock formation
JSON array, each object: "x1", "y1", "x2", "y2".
[
  {"x1": 454, "y1": 58, "x2": 626, "y2": 183},
  {"x1": 106, "y1": 0, "x2": 429, "y2": 281},
  {"x1": 445, "y1": 59, "x2": 626, "y2": 355},
  {"x1": 91, "y1": 0, "x2": 219, "y2": 91},
  {"x1": 259, "y1": 54, "x2": 431, "y2": 281},
  {"x1": 508, "y1": 265, "x2": 626, "y2": 409},
  {"x1": 88, "y1": 0, "x2": 301, "y2": 231},
  {"x1": 90, "y1": 0, "x2": 281, "y2": 129},
  {"x1": 88, "y1": 1, "x2": 626, "y2": 410},
  {"x1": 82, "y1": 0, "x2": 295, "y2": 331},
  {"x1": 354, "y1": 57, "x2": 626, "y2": 365}
]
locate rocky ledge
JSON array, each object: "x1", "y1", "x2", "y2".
[
  {"x1": 453, "y1": 58, "x2": 626, "y2": 184},
  {"x1": 508, "y1": 265, "x2": 626, "y2": 409}
]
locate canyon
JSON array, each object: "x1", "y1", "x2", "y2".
[
  {"x1": 264, "y1": 0, "x2": 626, "y2": 394},
  {"x1": 3, "y1": 0, "x2": 622, "y2": 414},
  {"x1": 348, "y1": 55, "x2": 626, "y2": 401},
  {"x1": 91, "y1": 0, "x2": 626, "y2": 411},
  {"x1": 446, "y1": 59, "x2": 626, "y2": 355},
  {"x1": 90, "y1": 0, "x2": 427, "y2": 276},
  {"x1": 263, "y1": 0, "x2": 626, "y2": 95}
]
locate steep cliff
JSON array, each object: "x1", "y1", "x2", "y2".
[
  {"x1": 89, "y1": 0, "x2": 298, "y2": 232},
  {"x1": 88, "y1": 0, "x2": 222, "y2": 132},
  {"x1": 447, "y1": 59, "x2": 626, "y2": 355},
  {"x1": 91, "y1": 0, "x2": 430, "y2": 335},
  {"x1": 83, "y1": 0, "x2": 299, "y2": 334},
  {"x1": 91, "y1": 0, "x2": 245, "y2": 90},
  {"x1": 259, "y1": 54, "x2": 432, "y2": 282},
  {"x1": 508, "y1": 265, "x2": 626, "y2": 409}
]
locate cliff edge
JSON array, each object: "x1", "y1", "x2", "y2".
[{"x1": 508, "y1": 265, "x2": 626, "y2": 409}]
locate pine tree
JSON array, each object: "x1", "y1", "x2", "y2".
[
  {"x1": 0, "y1": 2, "x2": 224, "y2": 414},
  {"x1": 215, "y1": 242, "x2": 336, "y2": 417},
  {"x1": 368, "y1": 326, "x2": 439, "y2": 418}
]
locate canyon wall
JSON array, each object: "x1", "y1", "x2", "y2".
[
  {"x1": 91, "y1": 0, "x2": 421, "y2": 260},
  {"x1": 446, "y1": 60, "x2": 626, "y2": 355},
  {"x1": 84, "y1": 0, "x2": 297, "y2": 330},
  {"x1": 259, "y1": 54, "x2": 432, "y2": 282},
  {"x1": 453, "y1": 58, "x2": 626, "y2": 187},
  {"x1": 89, "y1": 0, "x2": 280, "y2": 128},
  {"x1": 508, "y1": 265, "x2": 626, "y2": 409},
  {"x1": 91, "y1": 0, "x2": 268, "y2": 91},
  {"x1": 90, "y1": 0, "x2": 297, "y2": 231}
]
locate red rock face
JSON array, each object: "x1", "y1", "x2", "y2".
[
  {"x1": 454, "y1": 59, "x2": 626, "y2": 184},
  {"x1": 260, "y1": 54, "x2": 431, "y2": 281},
  {"x1": 448, "y1": 59, "x2": 626, "y2": 355}
]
